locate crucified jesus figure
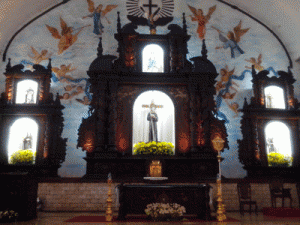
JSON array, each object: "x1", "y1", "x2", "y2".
[{"x1": 142, "y1": 100, "x2": 163, "y2": 142}]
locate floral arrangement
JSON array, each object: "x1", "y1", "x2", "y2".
[
  {"x1": 267, "y1": 152, "x2": 293, "y2": 167},
  {"x1": 145, "y1": 203, "x2": 186, "y2": 221},
  {"x1": 10, "y1": 149, "x2": 35, "y2": 165},
  {"x1": 133, "y1": 141, "x2": 174, "y2": 155},
  {"x1": 0, "y1": 209, "x2": 18, "y2": 222}
]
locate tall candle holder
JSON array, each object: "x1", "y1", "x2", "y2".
[
  {"x1": 212, "y1": 135, "x2": 226, "y2": 222},
  {"x1": 106, "y1": 173, "x2": 113, "y2": 222}
]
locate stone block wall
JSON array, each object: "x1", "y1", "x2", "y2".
[
  {"x1": 37, "y1": 182, "x2": 299, "y2": 212},
  {"x1": 38, "y1": 183, "x2": 119, "y2": 212}
]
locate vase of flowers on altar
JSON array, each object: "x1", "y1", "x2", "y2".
[
  {"x1": 267, "y1": 152, "x2": 293, "y2": 167},
  {"x1": 133, "y1": 141, "x2": 174, "y2": 156},
  {"x1": 145, "y1": 203, "x2": 186, "y2": 221},
  {"x1": 10, "y1": 149, "x2": 35, "y2": 165}
]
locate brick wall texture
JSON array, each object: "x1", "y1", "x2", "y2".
[{"x1": 37, "y1": 183, "x2": 299, "y2": 212}]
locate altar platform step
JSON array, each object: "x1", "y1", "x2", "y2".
[{"x1": 10, "y1": 212, "x2": 300, "y2": 224}]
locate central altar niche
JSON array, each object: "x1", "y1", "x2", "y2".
[
  {"x1": 132, "y1": 90, "x2": 175, "y2": 149},
  {"x1": 77, "y1": 13, "x2": 228, "y2": 181}
]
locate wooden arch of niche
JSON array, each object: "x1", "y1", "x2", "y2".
[{"x1": 115, "y1": 84, "x2": 190, "y2": 155}]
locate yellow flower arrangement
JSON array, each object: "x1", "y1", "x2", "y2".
[
  {"x1": 0, "y1": 209, "x2": 18, "y2": 222},
  {"x1": 133, "y1": 141, "x2": 174, "y2": 156},
  {"x1": 10, "y1": 149, "x2": 35, "y2": 165},
  {"x1": 267, "y1": 152, "x2": 293, "y2": 167}
]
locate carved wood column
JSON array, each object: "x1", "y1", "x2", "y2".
[
  {"x1": 106, "y1": 80, "x2": 118, "y2": 152},
  {"x1": 189, "y1": 78, "x2": 197, "y2": 152},
  {"x1": 94, "y1": 78, "x2": 108, "y2": 154}
]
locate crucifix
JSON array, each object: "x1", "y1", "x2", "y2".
[
  {"x1": 142, "y1": 100, "x2": 163, "y2": 142},
  {"x1": 142, "y1": 0, "x2": 158, "y2": 16},
  {"x1": 141, "y1": 0, "x2": 160, "y2": 34}
]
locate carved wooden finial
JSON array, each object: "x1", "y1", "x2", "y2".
[
  {"x1": 251, "y1": 64, "x2": 256, "y2": 76},
  {"x1": 97, "y1": 37, "x2": 103, "y2": 57},
  {"x1": 47, "y1": 58, "x2": 52, "y2": 71},
  {"x1": 5, "y1": 58, "x2": 11, "y2": 72},
  {"x1": 183, "y1": 13, "x2": 187, "y2": 34},
  {"x1": 55, "y1": 92, "x2": 61, "y2": 105},
  {"x1": 243, "y1": 98, "x2": 248, "y2": 108},
  {"x1": 201, "y1": 39, "x2": 208, "y2": 59},
  {"x1": 117, "y1": 12, "x2": 121, "y2": 33},
  {"x1": 288, "y1": 66, "x2": 292, "y2": 75}
]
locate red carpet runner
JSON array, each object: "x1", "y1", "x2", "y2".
[
  {"x1": 65, "y1": 215, "x2": 239, "y2": 223},
  {"x1": 263, "y1": 207, "x2": 300, "y2": 217}
]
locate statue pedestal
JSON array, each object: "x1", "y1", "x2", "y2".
[
  {"x1": 143, "y1": 176, "x2": 168, "y2": 184},
  {"x1": 143, "y1": 176, "x2": 168, "y2": 181}
]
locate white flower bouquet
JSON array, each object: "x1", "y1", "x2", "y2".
[{"x1": 145, "y1": 203, "x2": 186, "y2": 221}]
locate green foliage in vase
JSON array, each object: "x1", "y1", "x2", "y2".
[
  {"x1": 133, "y1": 141, "x2": 174, "y2": 155},
  {"x1": 268, "y1": 152, "x2": 293, "y2": 167},
  {"x1": 10, "y1": 149, "x2": 35, "y2": 165}
]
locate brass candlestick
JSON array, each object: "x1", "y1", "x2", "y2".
[
  {"x1": 216, "y1": 153, "x2": 226, "y2": 222},
  {"x1": 212, "y1": 135, "x2": 226, "y2": 222},
  {"x1": 106, "y1": 173, "x2": 113, "y2": 222}
]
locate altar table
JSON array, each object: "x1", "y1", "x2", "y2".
[{"x1": 117, "y1": 183, "x2": 211, "y2": 220}]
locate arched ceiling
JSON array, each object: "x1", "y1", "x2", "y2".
[{"x1": 1, "y1": 0, "x2": 300, "y2": 67}]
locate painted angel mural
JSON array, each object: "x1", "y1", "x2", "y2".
[
  {"x1": 82, "y1": 0, "x2": 118, "y2": 36},
  {"x1": 46, "y1": 17, "x2": 87, "y2": 54},
  {"x1": 188, "y1": 5, "x2": 216, "y2": 40},
  {"x1": 28, "y1": 46, "x2": 52, "y2": 64},
  {"x1": 52, "y1": 64, "x2": 78, "y2": 82},
  {"x1": 213, "y1": 21, "x2": 250, "y2": 58},
  {"x1": 51, "y1": 63, "x2": 92, "y2": 105},
  {"x1": 245, "y1": 53, "x2": 279, "y2": 75},
  {"x1": 216, "y1": 65, "x2": 248, "y2": 122},
  {"x1": 245, "y1": 53, "x2": 264, "y2": 71}
]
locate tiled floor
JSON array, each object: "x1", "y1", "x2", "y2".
[{"x1": 13, "y1": 212, "x2": 300, "y2": 225}]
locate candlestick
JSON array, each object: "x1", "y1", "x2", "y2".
[{"x1": 106, "y1": 172, "x2": 113, "y2": 222}]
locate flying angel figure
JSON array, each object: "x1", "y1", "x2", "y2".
[
  {"x1": 46, "y1": 17, "x2": 87, "y2": 55},
  {"x1": 245, "y1": 54, "x2": 264, "y2": 71},
  {"x1": 76, "y1": 96, "x2": 91, "y2": 105},
  {"x1": 188, "y1": 5, "x2": 216, "y2": 40},
  {"x1": 216, "y1": 65, "x2": 238, "y2": 93},
  {"x1": 82, "y1": 0, "x2": 118, "y2": 36},
  {"x1": 52, "y1": 64, "x2": 78, "y2": 82},
  {"x1": 28, "y1": 46, "x2": 52, "y2": 64},
  {"x1": 213, "y1": 21, "x2": 250, "y2": 58}
]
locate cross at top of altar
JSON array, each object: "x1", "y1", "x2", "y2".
[{"x1": 142, "y1": 100, "x2": 163, "y2": 111}]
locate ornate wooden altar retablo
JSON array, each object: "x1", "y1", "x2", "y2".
[
  {"x1": 77, "y1": 12, "x2": 228, "y2": 181},
  {"x1": 238, "y1": 66, "x2": 300, "y2": 179}
]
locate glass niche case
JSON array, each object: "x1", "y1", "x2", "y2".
[
  {"x1": 0, "y1": 59, "x2": 67, "y2": 177},
  {"x1": 238, "y1": 66, "x2": 300, "y2": 179}
]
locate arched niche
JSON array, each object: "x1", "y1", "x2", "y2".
[
  {"x1": 142, "y1": 44, "x2": 164, "y2": 73},
  {"x1": 8, "y1": 117, "x2": 39, "y2": 164},
  {"x1": 15, "y1": 79, "x2": 38, "y2": 104},
  {"x1": 264, "y1": 85, "x2": 285, "y2": 109},
  {"x1": 132, "y1": 90, "x2": 175, "y2": 153},
  {"x1": 265, "y1": 121, "x2": 292, "y2": 165}
]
